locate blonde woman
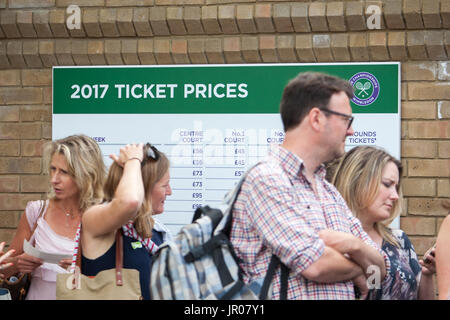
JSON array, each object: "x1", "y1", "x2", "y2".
[
  {"x1": 80, "y1": 143, "x2": 172, "y2": 300},
  {"x1": 4, "y1": 135, "x2": 106, "y2": 300},
  {"x1": 327, "y1": 146, "x2": 436, "y2": 300}
]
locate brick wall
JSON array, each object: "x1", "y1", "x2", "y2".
[{"x1": 0, "y1": 0, "x2": 449, "y2": 258}]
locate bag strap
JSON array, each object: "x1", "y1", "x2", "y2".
[
  {"x1": 222, "y1": 161, "x2": 290, "y2": 299},
  {"x1": 279, "y1": 261, "x2": 289, "y2": 300},
  {"x1": 73, "y1": 227, "x2": 124, "y2": 287},
  {"x1": 190, "y1": 162, "x2": 262, "y2": 236},
  {"x1": 115, "y1": 229, "x2": 123, "y2": 286},
  {"x1": 75, "y1": 233, "x2": 82, "y2": 270},
  {"x1": 220, "y1": 280, "x2": 245, "y2": 300},
  {"x1": 259, "y1": 255, "x2": 289, "y2": 300},
  {"x1": 28, "y1": 200, "x2": 46, "y2": 244},
  {"x1": 221, "y1": 162, "x2": 262, "y2": 236},
  {"x1": 191, "y1": 206, "x2": 223, "y2": 231},
  {"x1": 33, "y1": 200, "x2": 46, "y2": 232}
]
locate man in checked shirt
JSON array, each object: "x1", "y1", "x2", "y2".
[{"x1": 230, "y1": 72, "x2": 391, "y2": 300}]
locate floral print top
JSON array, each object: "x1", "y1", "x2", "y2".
[{"x1": 368, "y1": 229, "x2": 422, "y2": 300}]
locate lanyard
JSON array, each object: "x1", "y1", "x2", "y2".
[{"x1": 69, "y1": 223, "x2": 81, "y2": 274}]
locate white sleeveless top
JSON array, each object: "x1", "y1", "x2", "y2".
[{"x1": 25, "y1": 200, "x2": 75, "y2": 300}]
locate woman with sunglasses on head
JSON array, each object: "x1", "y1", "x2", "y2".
[
  {"x1": 78, "y1": 143, "x2": 172, "y2": 300},
  {"x1": 326, "y1": 146, "x2": 436, "y2": 300}
]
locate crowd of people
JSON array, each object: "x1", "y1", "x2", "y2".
[{"x1": 0, "y1": 72, "x2": 448, "y2": 300}]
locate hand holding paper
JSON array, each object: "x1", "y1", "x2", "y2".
[{"x1": 23, "y1": 240, "x2": 71, "y2": 265}]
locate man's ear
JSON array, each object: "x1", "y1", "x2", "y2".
[{"x1": 308, "y1": 107, "x2": 323, "y2": 131}]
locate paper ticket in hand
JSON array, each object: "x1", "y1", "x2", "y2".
[{"x1": 23, "y1": 239, "x2": 71, "y2": 265}]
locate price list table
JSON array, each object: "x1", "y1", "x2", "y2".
[
  {"x1": 53, "y1": 113, "x2": 284, "y2": 235},
  {"x1": 157, "y1": 124, "x2": 285, "y2": 235}
]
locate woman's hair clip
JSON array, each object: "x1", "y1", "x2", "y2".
[{"x1": 146, "y1": 143, "x2": 159, "y2": 160}]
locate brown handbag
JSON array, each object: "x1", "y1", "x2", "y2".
[
  {"x1": 0, "y1": 272, "x2": 31, "y2": 300},
  {"x1": 56, "y1": 229, "x2": 142, "y2": 300},
  {"x1": 0, "y1": 200, "x2": 45, "y2": 300}
]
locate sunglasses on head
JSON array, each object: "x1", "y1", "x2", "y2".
[{"x1": 145, "y1": 143, "x2": 160, "y2": 161}]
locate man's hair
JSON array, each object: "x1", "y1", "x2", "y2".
[
  {"x1": 44, "y1": 134, "x2": 106, "y2": 212},
  {"x1": 279, "y1": 72, "x2": 354, "y2": 132},
  {"x1": 103, "y1": 143, "x2": 170, "y2": 239},
  {"x1": 326, "y1": 146, "x2": 403, "y2": 248}
]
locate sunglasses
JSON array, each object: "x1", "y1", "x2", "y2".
[
  {"x1": 145, "y1": 143, "x2": 160, "y2": 161},
  {"x1": 320, "y1": 108, "x2": 354, "y2": 130}
]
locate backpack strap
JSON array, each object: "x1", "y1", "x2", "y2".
[
  {"x1": 259, "y1": 255, "x2": 289, "y2": 300},
  {"x1": 221, "y1": 162, "x2": 262, "y2": 236},
  {"x1": 187, "y1": 161, "x2": 290, "y2": 300},
  {"x1": 224, "y1": 162, "x2": 290, "y2": 300},
  {"x1": 220, "y1": 280, "x2": 246, "y2": 300},
  {"x1": 191, "y1": 206, "x2": 223, "y2": 233},
  {"x1": 219, "y1": 253, "x2": 290, "y2": 300},
  {"x1": 279, "y1": 261, "x2": 289, "y2": 300}
]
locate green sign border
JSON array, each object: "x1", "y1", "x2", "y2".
[{"x1": 53, "y1": 63, "x2": 399, "y2": 114}]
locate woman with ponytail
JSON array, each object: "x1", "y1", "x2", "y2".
[{"x1": 80, "y1": 143, "x2": 172, "y2": 300}]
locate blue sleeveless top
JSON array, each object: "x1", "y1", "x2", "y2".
[{"x1": 81, "y1": 229, "x2": 163, "y2": 300}]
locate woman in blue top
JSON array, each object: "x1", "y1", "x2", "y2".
[
  {"x1": 326, "y1": 146, "x2": 436, "y2": 300},
  {"x1": 80, "y1": 143, "x2": 172, "y2": 300}
]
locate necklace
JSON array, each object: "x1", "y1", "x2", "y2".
[
  {"x1": 65, "y1": 210, "x2": 74, "y2": 227},
  {"x1": 58, "y1": 204, "x2": 78, "y2": 227}
]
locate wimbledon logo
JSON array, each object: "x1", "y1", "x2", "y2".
[{"x1": 349, "y1": 72, "x2": 380, "y2": 106}]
